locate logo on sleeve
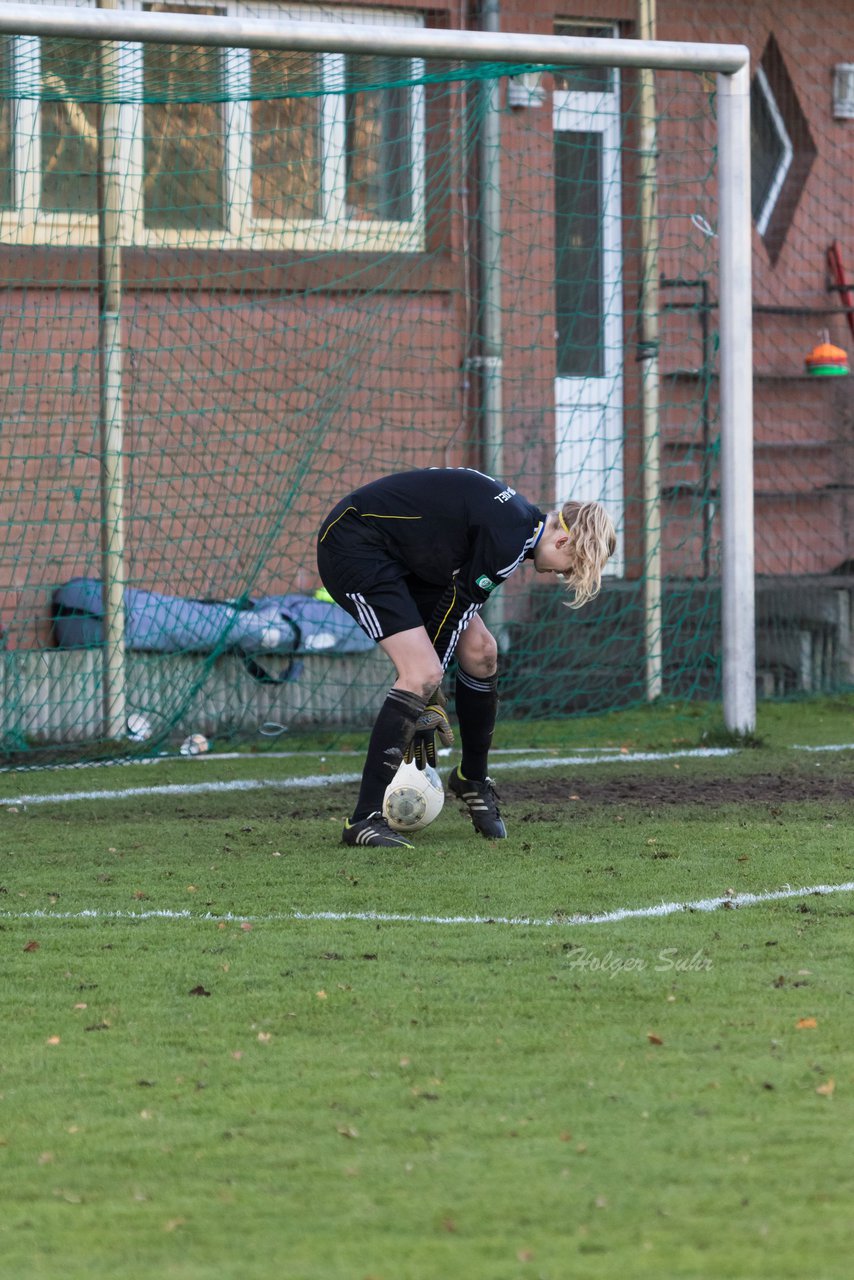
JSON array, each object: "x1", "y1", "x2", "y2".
[{"x1": 476, "y1": 574, "x2": 497, "y2": 592}]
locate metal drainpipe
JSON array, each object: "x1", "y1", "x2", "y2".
[{"x1": 476, "y1": 0, "x2": 506, "y2": 639}]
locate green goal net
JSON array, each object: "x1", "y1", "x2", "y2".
[{"x1": 0, "y1": 21, "x2": 845, "y2": 762}]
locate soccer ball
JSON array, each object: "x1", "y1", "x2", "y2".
[
  {"x1": 383, "y1": 760, "x2": 445, "y2": 832},
  {"x1": 126, "y1": 713, "x2": 152, "y2": 742}
]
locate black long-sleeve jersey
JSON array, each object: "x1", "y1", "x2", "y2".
[{"x1": 319, "y1": 468, "x2": 546, "y2": 665}]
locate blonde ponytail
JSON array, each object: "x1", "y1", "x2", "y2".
[{"x1": 558, "y1": 501, "x2": 617, "y2": 608}]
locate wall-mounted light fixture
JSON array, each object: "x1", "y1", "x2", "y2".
[
  {"x1": 832, "y1": 63, "x2": 854, "y2": 119},
  {"x1": 507, "y1": 70, "x2": 546, "y2": 109}
]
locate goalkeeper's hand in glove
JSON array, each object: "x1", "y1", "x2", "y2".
[{"x1": 405, "y1": 697, "x2": 454, "y2": 770}]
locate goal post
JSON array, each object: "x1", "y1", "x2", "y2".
[{"x1": 0, "y1": 6, "x2": 755, "y2": 754}]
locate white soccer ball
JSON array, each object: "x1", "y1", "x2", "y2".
[
  {"x1": 258, "y1": 624, "x2": 282, "y2": 650},
  {"x1": 126, "y1": 713, "x2": 152, "y2": 742},
  {"x1": 383, "y1": 760, "x2": 445, "y2": 832}
]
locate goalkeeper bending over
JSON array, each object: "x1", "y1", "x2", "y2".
[{"x1": 317, "y1": 468, "x2": 616, "y2": 848}]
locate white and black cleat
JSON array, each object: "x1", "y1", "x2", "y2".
[
  {"x1": 341, "y1": 812, "x2": 414, "y2": 848},
  {"x1": 447, "y1": 768, "x2": 507, "y2": 839}
]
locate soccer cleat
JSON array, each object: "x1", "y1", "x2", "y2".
[
  {"x1": 341, "y1": 812, "x2": 414, "y2": 848},
  {"x1": 447, "y1": 767, "x2": 507, "y2": 839}
]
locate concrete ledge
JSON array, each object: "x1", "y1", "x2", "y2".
[{"x1": 1, "y1": 647, "x2": 393, "y2": 746}]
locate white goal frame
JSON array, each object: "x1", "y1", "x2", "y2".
[{"x1": 0, "y1": 4, "x2": 755, "y2": 735}]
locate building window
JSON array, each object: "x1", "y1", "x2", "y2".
[
  {"x1": 751, "y1": 66, "x2": 792, "y2": 237},
  {"x1": 750, "y1": 35, "x2": 816, "y2": 265},
  {"x1": 552, "y1": 20, "x2": 616, "y2": 96},
  {"x1": 0, "y1": 0, "x2": 426, "y2": 251}
]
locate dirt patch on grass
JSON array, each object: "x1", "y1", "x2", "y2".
[
  {"x1": 506, "y1": 769, "x2": 854, "y2": 810},
  {"x1": 269, "y1": 762, "x2": 854, "y2": 824}
]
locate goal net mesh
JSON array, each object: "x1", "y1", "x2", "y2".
[{"x1": 0, "y1": 29, "x2": 838, "y2": 760}]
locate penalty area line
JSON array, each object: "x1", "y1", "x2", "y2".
[{"x1": 2, "y1": 880, "x2": 854, "y2": 929}]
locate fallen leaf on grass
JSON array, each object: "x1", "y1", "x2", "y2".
[
  {"x1": 816, "y1": 1078, "x2": 836, "y2": 1097},
  {"x1": 796, "y1": 1017, "x2": 818, "y2": 1029},
  {"x1": 337, "y1": 1125, "x2": 358, "y2": 1139}
]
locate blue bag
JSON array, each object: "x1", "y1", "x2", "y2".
[{"x1": 51, "y1": 579, "x2": 373, "y2": 683}]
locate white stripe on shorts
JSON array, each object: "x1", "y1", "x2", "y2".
[
  {"x1": 347, "y1": 592, "x2": 383, "y2": 640},
  {"x1": 441, "y1": 603, "x2": 479, "y2": 669}
]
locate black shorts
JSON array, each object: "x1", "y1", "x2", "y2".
[{"x1": 317, "y1": 510, "x2": 443, "y2": 643}]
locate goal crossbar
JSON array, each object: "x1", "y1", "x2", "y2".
[{"x1": 0, "y1": 5, "x2": 747, "y2": 73}]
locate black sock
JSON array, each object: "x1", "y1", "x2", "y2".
[
  {"x1": 352, "y1": 687, "x2": 425, "y2": 821},
  {"x1": 455, "y1": 667, "x2": 498, "y2": 782}
]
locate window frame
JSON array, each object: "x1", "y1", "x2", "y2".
[
  {"x1": 749, "y1": 34, "x2": 816, "y2": 266},
  {"x1": 0, "y1": 0, "x2": 427, "y2": 252},
  {"x1": 751, "y1": 63, "x2": 792, "y2": 238}
]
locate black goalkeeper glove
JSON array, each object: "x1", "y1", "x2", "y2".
[{"x1": 405, "y1": 696, "x2": 454, "y2": 770}]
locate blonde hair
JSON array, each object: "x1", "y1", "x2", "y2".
[{"x1": 557, "y1": 500, "x2": 617, "y2": 609}]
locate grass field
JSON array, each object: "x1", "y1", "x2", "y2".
[{"x1": 1, "y1": 696, "x2": 853, "y2": 1279}]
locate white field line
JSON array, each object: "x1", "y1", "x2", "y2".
[
  {"x1": 0, "y1": 740, "x2": 849, "y2": 782},
  {"x1": 0, "y1": 745, "x2": 584, "y2": 778},
  {"x1": 0, "y1": 747, "x2": 737, "y2": 808},
  {"x1": 2, "y1": 880, "x2": 853, "y2": 929}
]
